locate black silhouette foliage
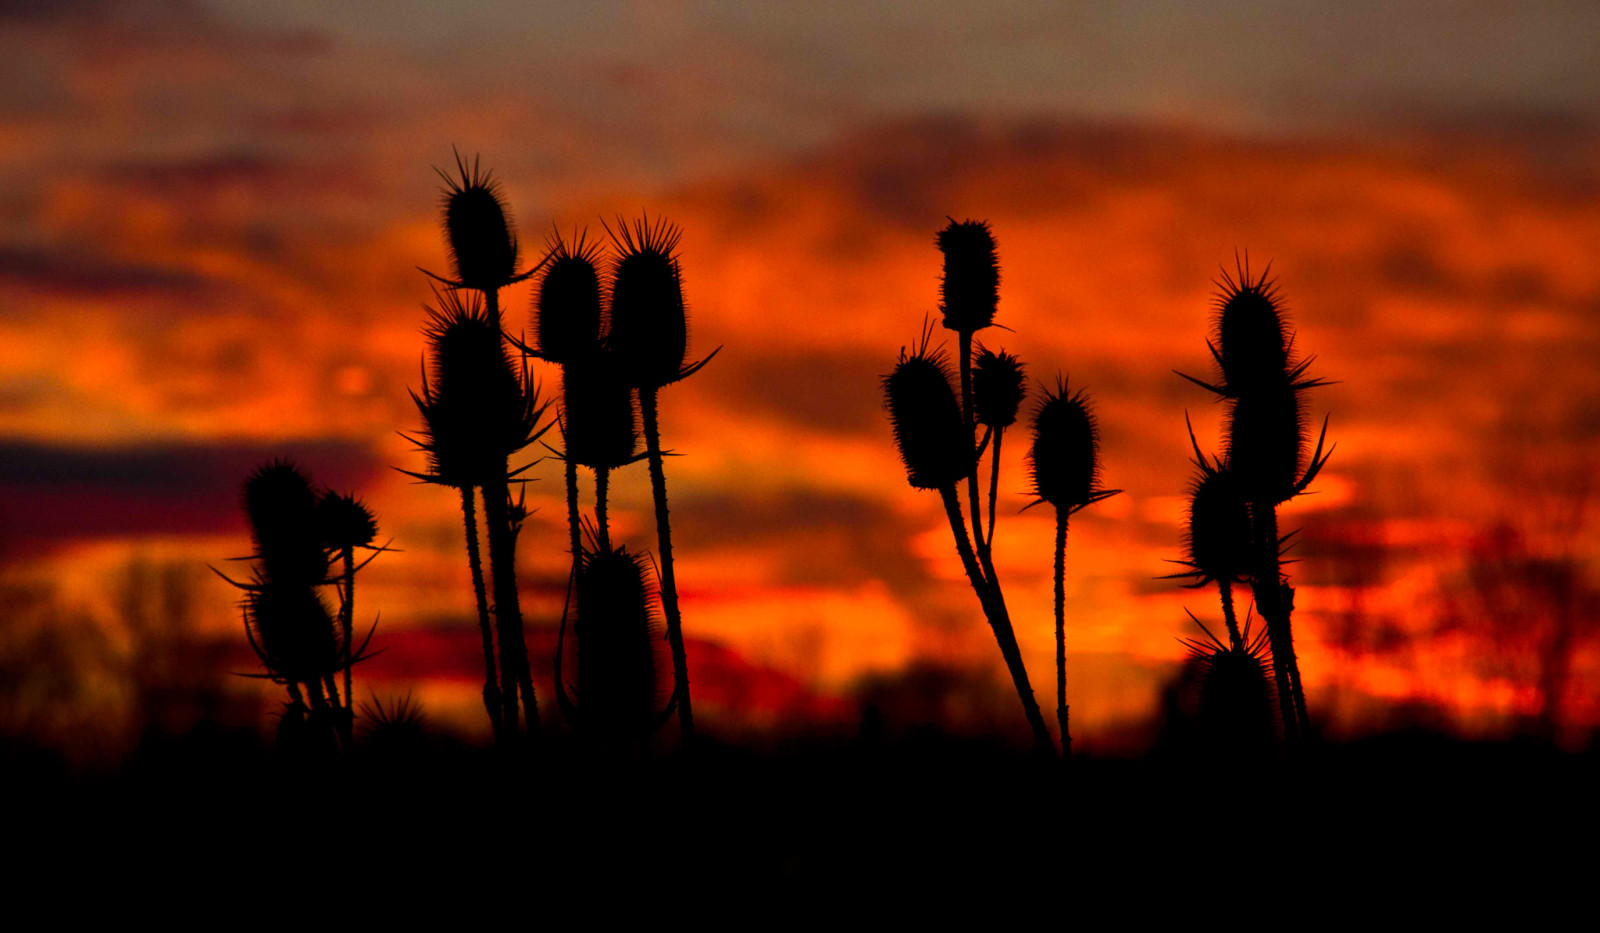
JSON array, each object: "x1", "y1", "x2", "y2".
[
  {"x1": 884, "y1": 339, "x2": 968, "y2": 491},
  {"x1": 972, "y1": 346, "x2": 1026, "y2": 429},
  {"x1": 439, "y1": 152, "x2": 518, "y2": 292},
  {"x1": 937, "y1": 219, "x2": 999, "y2": 334},
  {"x1": 608, "y1": 215, "x2": 688, "y2": 390},
  {"x1": 535, "y1": 232, "x2": 604, "y2": 366},
  {"x1": 574, "y1": 545, "x2": 665, "y2": 739}
]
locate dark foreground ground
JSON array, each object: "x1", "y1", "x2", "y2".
[{"x1": 6, "y1": 728, "x2": 1595, "y2": 912}]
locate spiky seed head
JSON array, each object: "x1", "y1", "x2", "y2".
[
  {"x1": 414, "y1": 290, "x2": 546, "y2": 487},
  {"x1": 1028, "y1": 380, "x2": 1102, "y2": 511},
  {"x1": 561, "y1": 349, "x2": 639, "y2": 471},
  {"x1": 439, "y1": 153, "x2": 518, "y2": 292},
  {"x1": 1214, "y1": 262, "x2": 1289, "y2": 395},
  {"x1": 246, "y1": 579, "x2": 339, "y2": 685},
  {"x1": 574, "y1": 545, "x2": 664, "y2": 739},
  {"x1": 937, "y1": 218, "x2": 999, "y2": 334},
  {"x1": 607, "y1": 215, "x2": 688, "y2": 390},
  {"x1": 243, "y1": 461, "x2": 327, "y2": 586},
  {"x1": 883, "y1": 338, "x2": 968, "y2": 491},
  {"x1": 1225, "y1": 378, "x2": 1305, "y2": 506},
  {"x1": 318, "y1": 491, "x2": 377, "y2": 552},
  {"x1": 1195, "y1": 642, "x2": 1275, "y2": 753},
  {"x1": 972, "y1": 346, "x2": 1026, "y2": 428},
  {"x1": 535, "y1": 233, "x2": 603, "y2": 366},
  {"x1": 1184, "y1": 465, "x2": 1251, "y2": 585}
]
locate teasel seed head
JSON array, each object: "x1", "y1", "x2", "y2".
[
  {"x1": 243, "y1": 460, "x2": 328, "y2": 586},
  {"x1": 1183, "y1": 461, "x2": 1252, "y2": 587},
  {"x1": 1225, "y1": 377, "x2": 1305, "y2": 506},
  {"x1": 574, "y1": 544, "x2": 665, "y2": 739},
  {"x1": 1027, "y1": 378, "x2": 1109, "y2": 512},
  {"x1": 534, "y1": 230, "x2": 604, "y2": 366},
  {"x1": 245, "y1": 578, "x2": 340, "y2": 686},
  {"x1": 1184, "y1": 615, "x2": 1276, "y2": 753},
  {"x1": 560, "y1": 348, "x2": 639, "y2": 472},
  {"x1": 437, "y1": 150, "x2": 518, "y2": 293},
  {"x1": 972, "y1": 345, "x2": 1026, "y2": 429},
  {"x1": 607, "y1": 213, "x2": 688, "y2": 390},
  {"x1": 937, "y1": 218, "x2": 999, "y2": 335},
  {"x1": 883, "y1": 328, "x2": 969, "y2": 491},
  {"x1": 318, "y1": 491, "x2": 378, "y2": 552},
  {"x1": 410, "y1": 289, "x2": 551, "y2": 488},
  {"x1": 1214, "y1": 258, "x2": 1289, "y2": 396}
]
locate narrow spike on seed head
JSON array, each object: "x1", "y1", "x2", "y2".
[
  {"x1": 535, "y1": 229, "x2": 604, "y2": 366},
  {"x1": 972, "y1": 345, "x2": 1026, "y2": 429},
  {"x1": 437, "y1": 150, "x2": 518, "y2": 293},
  {"x1": 937, "y1": 218, "x2": 999, "y2": 334},
  {"x1": 883, "y1": 327, "x2": 968, "y2": 491},
  {"x1": 1027, "y1": 378, "x2": 1104, "y2": 511},
  {"x1": 607, "y1": 213, "x2": 689, "y2": 390}
]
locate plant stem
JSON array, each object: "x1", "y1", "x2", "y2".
[
  {"x1": 939, "y1": 485, "x2": 1055, "y2": 755},
  {"x1": 1250, "y1": 500, "x2": 1301, "y2": 743},
  {"x1": 341, "y1": 546, "x2": 355, "y2": 750},
  {"x1": 1219, "y1": 579, "x2": 1242, "y2": 651},
  {"x1": 640, "y1": 386, "x2": 694, "y2": 743},
  {"x1": 565, "y1": 443, "x2": 582, "y2": 573},
  {"x1": 1054, "y1": 507, "x2": 1070, "y2": 758},
  {"x1": 986, "y1": 428, "x2": 1003, "y2": 553},
  {"x1": 595, "y1": 466, "x2": 611, "y2": 553},
  {"x1": 483, "y1": 479, "x2": 537, "y2": 738},
  {"x1": 958, "y1": 332, "x2": 987, "y2": 565},
  {"x1": 461, "y1": 486, "x2": 503, "y2": 739}
]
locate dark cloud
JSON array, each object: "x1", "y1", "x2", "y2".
[
  {"x1": 0, "y1": 247, "x2": 218, "y2": 302},
  {"x1": 0, "y1": 438, "x2": 380, "y2": 551}
]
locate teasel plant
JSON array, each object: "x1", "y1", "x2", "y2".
[
  {"x1": 602, "y1": 213, "x2": 719, "y2": 743},
  {"x1": 214, "y1": 461, "x2": 380, "y2": 755},
  {"x1": 1178, "y1": 258, "x2": 1333, "y2": 744},
  {"x1": 1179, "y1": 606, "x2": 1275, "y2": 758},
  {"x1": 553, "y1": 537, "x2": 676, "y2": 750},
  {"x1": 318, "y1": 489, "x2": 387, "y2": 750},
  {"x1": 403, "y1": 287, "x2": 554, "y2": 742},
  {"x1": 1025, "y1": 378, "x2": 1121, "y2": 757},
  {"x1": 883, "y1": 322, "x2": 1054, "y2": 755},
  {"x1": 421, "y1": 149, "x2": 543, "y2": 324}
]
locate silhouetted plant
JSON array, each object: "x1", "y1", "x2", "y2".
[
  {"x1": 884, "y1": 324, "x2": 1054, "y2": 754},
  {"x1": 1178, "y1": 259, "x2": 1333, "y2": 743},
  {"x1": 318, "y1": 490, "x2": 380, "y2": 749},
  {"x1": 1180, "y1": 608, "x2": 1275, "y2": 758},
  {"x1": 1026, "y1": 379, "x2": 1119, "y2": 756},
  {"x1": 605, "y1": 213, "x2": 718, "y2": 743},
  {"x1": 972, "y1": 345, "x2": 1026, "y2": 558},
  {"x1": 1166, "y1": 427, "x2": 1254, "y2": 649},
  {"x1": 423, "y1": 150, "x2": 537, "y2": 301},
  {"x1": 556, "y1": 543, "x2": 672, "y2": 747}
]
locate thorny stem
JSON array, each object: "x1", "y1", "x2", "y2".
[
  {"x1": 1055, "y1": 507, "x2": 1070, "y2": 758},
  {"x1": 986, "y1": 428, "x2": 1003, "y2": 553},
  {"x1": 484, "y1": 477, "x2": 538, "y2": 739},
  {"x1": 595, "y1": 466, "x2": 612, "y2": 553},
  {"x1": 959, "y1": 332, "x2": 988, "y2": 572},
  {"x1": 1251, "y1": 500, "x2": 1302, "y2": 744},
  {"x1": 1219, "y1": 579, "x2": 1242, "y2": 651},
  {"x1": 341, "y1": 547, "x2": 355, "y2": 750},
  {"x1": 460, "y1": 486, "x2": 503, "y2": 739},
  {"x1": 940, "y1": 485, "x2": 1055, "y2": 755},
  {"x1": 641, "y1": 386, "x2": 694, "y2": 743}
]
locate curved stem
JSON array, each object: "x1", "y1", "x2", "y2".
[
  {"x1": 341, "y1": 546, "x2": 355, "y2": 750},
  {"x1": 640, "y1": 386, "x2": 694, "y2": 743},
  {"x1": 939, "y1": 485, "x2": 1054, "y2": 755},
  {"x1": 1251, "y1": 500, "x2": 1301, "y2": 744},
  {"x1": 959, "y1": 332, "x2": 987, "y2": 569},
  {"x1": 461, "y1": 486, "x2": 503, "y2": 739},
  {"x1": 986, "y1": 428, "x2": 1003, "y2": 553},
  {"x1": 1055, "y1": 507, "x2": 1070, "y2": 758},
  {"x1": 484, "y1": 478, "x2": 537, "y2": 739},
  {"x1": 1219, "y1": 579, "x2": 1242, "y2": 651}
]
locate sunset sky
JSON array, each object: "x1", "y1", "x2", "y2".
[{"x1": 3, "y1": 1, "x2": 1599, "y2": 753}]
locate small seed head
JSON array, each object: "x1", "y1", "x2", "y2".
[
  {"x1": 1225, "y1": 378, "x2": 1305, "y2": 506},
  {"x1": 242, "y1": 460, "x2": 327, "y2": 586},
  {"x1": 972, "y1": 345, "x2": 1026, "y2": 428},
  {"x1": 535, "y1": 232, "x2": 603, "y2": 366},
  {"x1": 883, "y1": 338, "x2": 968, "y2": 491},
  {"x1": 1184, "y1": 465, "x2": 1251, "y2": 585},
  {"x1": 561, "y1": 350, "x2": 639, "y2": 471},
  {"x1": 1028, "y1": 380, "x2": 1102, "y2": 511},
  {"x1": 318, "y1": 491, "x2": 378, "y2": 552},
  {"x1": 439, "y1": 153, "x2": 518, "y2": 292},
  {"x1": 575, "y1": 545, "x2": 664, "y2": 739},
  {"x1": 246, "y1": 579, "x2": 339, "y2": 685},
  {"x1": 607, "y1": 215, "x2": 688, "y2": 390},
  {"x1": 937, "y1": 218, "x2": 999, "y2": 334},
  {"x1": 1214, "y1": 262, "x2": 1289, "y2": 395}
]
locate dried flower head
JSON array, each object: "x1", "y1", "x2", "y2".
[
  {"x1": 937, "y1": 218, "x2": 999, "y2": 335},
  {"x1": 243, "y1": 460, "x2": 327, "y2": 586},
  {"x1": 607, "y1": 214, "x2": 688, "y2": 390},
  {"x1": 245, "y1": 578, "x2": 340, "y2": 685},
  {"x1": 437, "y1": 150, "x2": 518, "y2": 293},
  {"x1": 972, "y1": 345, "x2": 1026, "y2": 429},
  {"x1": 318, "y1": 491, "x2": 377, "y2": 552},
  {"x1": 535, "y1": 230, "x2": 604, "y2": 366},
  {"x1": 1169, "y1": 437, "x2": 1252, "y2": 587},
  {"x1": 883, "y1": 329, "x2": 968, "y2": 491},
  {"x1": 574, "y1": 544, "x2": 665, "y2": 738},
  {"x1": 1182, "y1": 612, "x2": 1275, "y2": 752},
  {"x1": 1027, "y1": 378, "x2": 1112, "y2": 512},
  {"x1": 1224, "y1": 378, "x2": 1305, "y2": 506},
  {"x1": 1214, "y1": 259, "x2": 1288, "y2": 395},
  {"x1": 560, "y1": 349, "x2": 639, "y2": 471}
]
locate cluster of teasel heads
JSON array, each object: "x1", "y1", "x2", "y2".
[
  {"x1": 216, "y1": 461, "x2": 384, "y2": 755},
  {"x1": 406, "y1": 150, "x2": 710, "y2": 748},
  {"x1": 1173, "y1": 258, "x2": 1333, "y2": 748},
  {"x1": 884, "y1": 220, "x2": 1117, "y2": 758}
]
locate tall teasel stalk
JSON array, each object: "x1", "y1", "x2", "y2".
[
  {"x1": 1178, "y1": 259, "x2": 1333, "y2": 743},
  {"x1": 318, "y1": 490, "x2": 382, "y2": 750},
  {"x1": 884, "y1": 326, "x2": 1055, "y2": 755},
  {"x1": 604, "y1": 213, "x2": 718, "y2": 743},
  {"x1": 404, "y1": 288, "x2": 553, "y2": 741},
  {"x1": 216, "y1": 461, "x2": 380, "y2": 754},
  {"x1": 1025, "y1": 379, "x2": 1120, "y2": 757}
]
